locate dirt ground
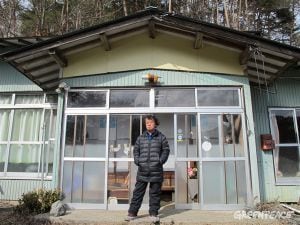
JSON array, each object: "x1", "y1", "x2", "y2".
[{"x1": 0, "y1": 200, "x2": 300, "y2": 225}]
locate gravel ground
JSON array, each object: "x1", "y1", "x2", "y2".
[{"x1": 1, "y1": 200, "x2": 299, "y2": 225}]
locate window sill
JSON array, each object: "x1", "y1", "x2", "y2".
[
  {"x1": 275, "y1": 177, "x2": 300, "y2": 186},
  {"x1": 0, "y1": 176, "x2": 52, "y2": 181}
]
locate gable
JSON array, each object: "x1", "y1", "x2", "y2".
[
  {"x1": 0, "y1": 62, "x2": 42, "y2": 92},
  {"x1": 63, "y1": 33, "x2": 243, "y2": 78}
]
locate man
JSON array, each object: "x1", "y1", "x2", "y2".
[{"x1": 126, "y1": 115, "x2": 170, "y2": 223}]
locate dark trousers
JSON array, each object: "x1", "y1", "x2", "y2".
[{"x1": 128, "y1": 180, "x2": 162, "y2": 216}]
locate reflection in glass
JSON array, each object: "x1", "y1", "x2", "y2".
[
  {"x1": 67, "y1": 91, "x2": 107, "y2": 108},
  {"x1": 275, "y1": 147, "x2": 300, "y2": 177},
  {"x1": 7, "y1": 144, "x2": 40, "y2": 172},
  {"x1": 45, "y1": 94, "x2": 58, "y2": 104},
  {"x1": 197, "y1": 89, "x2": 239, "y2": 106},
  {"x1": 176, "y1": 161, "x2": 199, "y2": 203},
  {"x1": 155, "y1": 89, "x2": 195, "y2": 107},
  {"x1": 177, "y1": 114, "x2": 197, "y2": 157},
  {"x1": 270, "y1": 110, "x2": 297, "y2": 144},
  {"x1": 110, "y1": 90, "x2": 149, "y2": 107},
  {"x1": 63, "y1": 161, "x2": 105, "y2": 203}
]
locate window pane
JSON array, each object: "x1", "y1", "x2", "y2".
[
  {"x1": 0, "y1": 94, "x2": 12, "y2": 104},
  {"x1": 110, "y1": 90, "x2": 149, "y2": 107},
  {"x1": 0, "y1": 110, "x2": 10, "y2": 141},
  {"x1": 44, "y1": 109, "x2": 57, "y2": 140},
  {"x1": 108, "y1": 161, "x2": 130, "y2": 204},
  {"x1": 270, "y1": 110, "x2": 297, "y2": 144},
  {"x1": 109, "y1": 116, "x2": 131, "y2": 158},
  {"x1": 45, "y1": 94, "x2": 58, "y2": 104},
  {"x1": 176, "y1": 161, "x2": 199, "y2": 204},
  {"x1": 65, "y1": 115, "x2": 106, "y2": 158},
  {"x1": 155, "y1": 89, "x2": 195, "y2": 107},
  {"x1": 223, "y1": 114, "x2": 245, "y2": 157},
  {"x1": 203, "y1": 162, "x2": 225, "y2": 204},
  {"x1": 197, "y1": 89, "x2": 239, "y2": 106},
  {"x1": 15, "y1": 95, "x2": 44, "y2": 104},
  {"x1": 67, "y1": 91, "x2": 106, "y2": 107},
  {"x1": 276, "y1": 146, "x2": 300, "y2": 177},
  {"x1": 63, "y1": 161, "x2": 105, "y2": 203},
  {"x1": 177, "y1": 114, "x2": 198, "y2": 157},
  {"x1": 201, "y1": 114, "x2": 222, "y2": 157},
  {"x1": 0, "y1": 145, "x2": 6, "y2": 172},
  {"x1": 7, "y1": 144, "x2": 40, "y2": 172},
  {"x1": 11, "y1": 109, "x2": 43, "y2": 141}
]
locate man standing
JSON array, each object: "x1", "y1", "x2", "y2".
[{"x1": 126, "y1": 115, "x2": 170, "y2": 223}]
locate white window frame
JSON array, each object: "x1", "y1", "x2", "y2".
[
  {"x1": 269, "y1": 107, "x2": 300, "y2": 185},
  {"x1": 0, "y1": 93, "x2": 57, "y2": 179}
]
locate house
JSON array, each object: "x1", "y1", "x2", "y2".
[{"x1": 0, "y1": 8, "x2": 299, "y2": 210}]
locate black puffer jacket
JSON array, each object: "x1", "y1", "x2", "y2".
[{"x1": 133, "y1": 129, "x2": 170, "y2": 182}]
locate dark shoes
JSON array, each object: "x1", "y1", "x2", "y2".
[{"x1": 125, "y1": 212, "x2": 137, "y2": 221}]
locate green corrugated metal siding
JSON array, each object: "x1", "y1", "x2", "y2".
[
  {"x1": 65, "y1": 69, "x2": 249, "y2": 87},
  {"x1": 251, "y1": 79, "x2": 300, "y2": 202},
  {"x1": 0, "y1": 62, "x2": 42, "y2": 92},
  {"x1": 0, "y1": 179, "x2": 52, "y2": 200},
  {"x1": 65, "y1": 69, "x2": 261, "y2": 204}
]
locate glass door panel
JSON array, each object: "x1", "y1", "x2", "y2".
[
  {"x1": 63, "y1": 161, "x2": 105, "y2": 204},
  {"x1": 200, "y1": 113, "x2": 248, "y2": 207},
  {"x1": 175, "y1": 114, "x2": 199, "y2": 206},
  {"x1": 63, "y1": 115, "x2": 107, "y2": 206},
  {"x1": 176, "y1": 161, "x2": 199, "y2": 204}
]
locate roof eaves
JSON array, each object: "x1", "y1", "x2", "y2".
[{"x1": 0, "y1": 8, "x2": 163, "y2": 58}]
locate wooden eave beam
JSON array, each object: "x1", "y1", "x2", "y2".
[
  {"x1": 18, "y1": 38, "x2": 33, "y2": 45},
  {"x1": 25, "y1": 61, "x2": 57, "y2": 73},
  {"x1": 33, "y1": 69, "x2": 59, "y2": 80},
  {"x1": 239, "y1": 46, "x2": 250, "y2": 65},
  {"x1": 149, "y1": 20, "x2": 156, "y2": 39},
  {"x1": 247, "y1": 68, "x2": 277, "y2": 78},
  {"x1": 247, "y1": 62, "x2": 279, "y2": 73},
  {"x1": 99, "y1": 33, "x2": 111, "y2": 51},
  {"x1": 194, "y1": 32, "x2": 203, "y2": 49},
  {"x1": 48, "y1": 49, "x2": 68, "y2": 67}
]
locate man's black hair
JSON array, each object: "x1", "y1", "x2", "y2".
[{"x1": 144, "y1": 115, "x2": 160, "y2": 126}]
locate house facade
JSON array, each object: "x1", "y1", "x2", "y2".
[{"x1": 0, "y1": 8, "x2": 299, "y2": 210}]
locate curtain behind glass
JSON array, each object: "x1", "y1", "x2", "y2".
[
  {"x1": 12, "y1": 109, "x2": 43, "y2": 141},
  {"x1": 0, "y1": 110, "x2": 10, "y2": 141}
]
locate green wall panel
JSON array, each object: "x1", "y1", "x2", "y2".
[
  {"x1": 0, "y1": 179, "x2": 52, "y2": 200},
  {"x1": 64, "y1": 69, "x2": 248, "y2": 87},
  {"x1": 251, "y1": 79, "x2": 300, "y2": 202},
  {"x1": 0, "y1": 62, "x2": 41, "y2": 92}
]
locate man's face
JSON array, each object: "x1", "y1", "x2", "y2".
[{"x1": 145, "y1": 118, "x2": 156, "y2": 132}]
